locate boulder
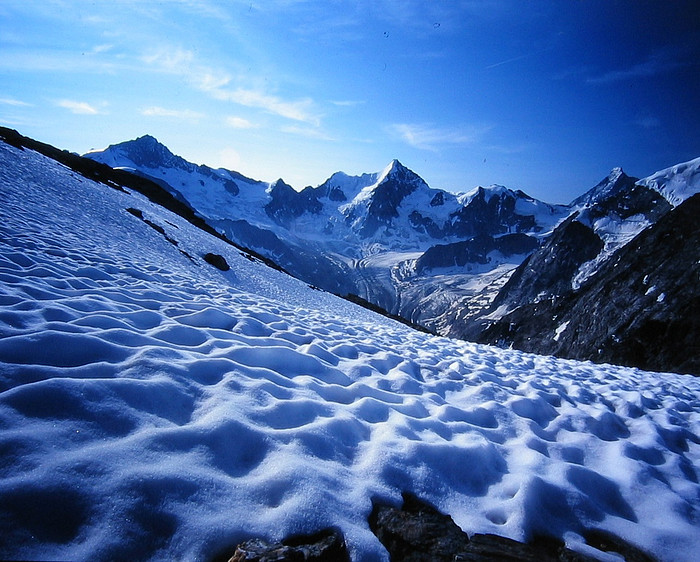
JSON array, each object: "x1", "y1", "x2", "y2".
[
  {"x1": 204, "y1": 253, "x2": 230, "y2": 271},
  {"x1": 369, "y1": 492, "x2": 603, "y2": 561}
]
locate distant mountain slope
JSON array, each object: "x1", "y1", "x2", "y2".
[
  {"x1": 85, "y1": 136, "x2": 566, "y2": 322},
  {"x1": 84, "y1": 135, "x2": 700, "y2": 374}
]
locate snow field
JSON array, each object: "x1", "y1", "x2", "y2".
[{"x1": 0, "y1": 142, "x2": 699, "y2": 561}]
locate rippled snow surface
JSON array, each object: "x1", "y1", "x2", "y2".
[{"x1": 1, "y1": 142, "x2": 699, "y2": 561}]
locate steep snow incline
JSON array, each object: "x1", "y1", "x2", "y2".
[{"x1": 4, "y1": 142, "x2": 699, "y2": 562}]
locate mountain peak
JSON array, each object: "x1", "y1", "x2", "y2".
[
  {"x1": 87, "y1": 134, "x2": 182, "y2": 170},
  {"x1": 463, "y1": 184, "x2": 519, "y2": 204},
  {"x1": 269, "y1": 178, "x2": 294, "y2": 192},
  {"x1": 382, "y1": 158, "x2": 408, "y2": 177},
  {"x1": 131, "y1": 134, "x2": 163, "y2": 148},
  {"x1": 134, "y1": 133, "x2": 158, "y2": 142},
  {"x1": 375, "y1": 159, "x2": 424, "y2": 188},
  {"x1": 571, "y1": 167, "x2": 636, "y2": 208},
  {"x1": 637, "y1": 156, "x2": 700, "y2": 207}
]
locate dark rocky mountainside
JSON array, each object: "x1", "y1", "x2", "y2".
[
  {"x1": 414, "y1": 233, "x2": 539, "y2": 276},
  {"x1": 475, "y1": 193, "x2": 700, "y2": 375}
]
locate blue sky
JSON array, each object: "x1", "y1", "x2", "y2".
[{"x1": 2, "y1": 1, "x2": 699, "y2": 203}]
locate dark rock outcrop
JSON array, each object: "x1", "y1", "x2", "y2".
[
  {"x1": 225, "y1": 528, "x2": 349, "y2": 562},
  {"x1": 447, "y1": 188, "x2": 538, "y2": 239},
  {"x1": 415, "y1": 234, "x2": 539, "y2": 275},
  {"x1": 583, "y1": 529, "x2": 656, "y2": 562},
  {"x1": 369, "y1": 492, "x2": 472, "y2": 561},
  {"x1": 203, "y1": 253, "x2": 230, "y2": 271},
  {"x1": 369, "y1": 492, "x2": 653, "y2": 562},
  {"x1": 354, "y1": 160, "x2": 426, "y2": 237},
  {"x1": 266, "y1": 179, "x2": 322, "y2": 226},
  {"x1": 492, "y1": 215, "x2": 604, "y2": 310}
]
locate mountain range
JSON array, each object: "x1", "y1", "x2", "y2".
[
  {"x1": 82, "y1": 134, "x2": 699, "y2": 374},
  {"x1": 1, "y1": 126, "x2": 700, "y2": 561}
]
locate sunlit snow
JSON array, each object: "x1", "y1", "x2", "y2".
[{"x1": 1, "y1": 142, "x2": 699, "y2": 561}]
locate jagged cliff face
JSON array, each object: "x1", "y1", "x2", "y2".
[
  {"x1": 474, "y1": 194, "x2": 700, "y2": 375},
  {"x1": 83, "y1": 137, "x2": 700, "y2": 372}
]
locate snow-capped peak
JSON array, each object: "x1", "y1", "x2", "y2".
[
  {"x1": 570, "y1": 167, "x2": 636, "y2": 208},
  {"x1": 460, "y1": 184, "x2": 527, "y2": 205},
  {"x1": 86, "y1": 134, "x2": 186, "y2": 171},
  {"x1": 376, "y1": 159, "x2": 423, "y2": 185},
  {"x1": 378, "y1": 158, "x2": 405, "y2": 180}
]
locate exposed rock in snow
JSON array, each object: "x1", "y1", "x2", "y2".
[{"x1": 225, "y1": 528, "x2": 349, "y2": 562}]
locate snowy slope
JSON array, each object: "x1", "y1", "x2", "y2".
[
  {"x1": 2, "y1": 141, "x2": 700, "y2": 561},
  {"x1": 637, "y1": 156, "x2": 700, "y2": 206}
]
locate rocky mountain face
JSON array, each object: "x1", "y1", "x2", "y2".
[
  {"x1": 84, "y1": 136, "x2": 700, "y2": 373},
  {"x1": 474, "y1": 193, "x2": 700, "y2": 375}
]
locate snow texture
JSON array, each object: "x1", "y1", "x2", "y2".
[{"x1": 1, "y1": 142, "x2": 699, "y2": 562}]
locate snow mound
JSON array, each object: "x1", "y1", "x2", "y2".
[{"x1": 1, "y1": 142, "x2": 699, "y2": 562}]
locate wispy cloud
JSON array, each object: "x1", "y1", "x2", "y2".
[
  {"x1": 0, "y1": 97, "x2": 32, "y2": 107},
  {"x1": 388, "y1": 123, "x2": 491, "y2": 151},
  {"x1": 587, "y1": 49, "x2": 690, "y2": 84},
  {"x1": 486, "y1": 46, "x2": 553, "y2": 70},
  {"x1": 635, "y1": 115, "x2": 661, "y2": 129},
  {"x1": 226, "y1": 116, "x2": 258, "y2": 129},
  {"x1": 142, "y1": 48, "x2": 194, "y2": 73},
  {"x1": 91, "y1": 44, "x2": 115, "y2": 54},
  {"x1": 331, "y1": 100, "x2": 365, "y2": 107},
  {"x1": 212, "y1": 88, "x2": 321, "y2": 126},
  {"x1": 56, "y1": 99, "x2": 103, "y2": 115},
  {"x1": 143, "y1": 47, "x2": 322, "y2": 126},
  {"x1": 280, "y1": 125, "x2": 335, "y2": 141},
  {"x1": 141, "y1": 106, "x2": 204, "y2": 120}
]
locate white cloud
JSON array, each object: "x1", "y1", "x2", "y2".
[
  {"x1": 215, "y1": 147, "x2": 242, "y2": 170},
  {"x1": 91, "y1": 44, "x2": 114, "y2": 54},
  {"x1": 141, "y1": 106, "x2": 204, "y2": 120},
  {"x1": 226, "y1": 116, "x2": 258, "y2": 129},
  {"x1": 388, "y1": 123, "x2": 491, "y2": 151},
  {"x1": 280, "y1": 125, "x2": 335, "y2": 141},
  {"x1": 587, "y1": 48, "x2": 689, "y2": 84},
  {"x1": 211, "y1": 88, "x2": 321, "y2": 126},
  {"x1": 142, "y1": 48, "x2": 195, "y2": 72},
  {"x1": 143, "y1": 47, "x2": 321, "y2": 126},
  {"x1": 331, "y1": 100, "x2": 365, "y2": 107},
  {"x1": 0, "y1": 97, "x2": 32, "y2": 107},
  {"x1": 56, "y1": 100, "x2": 102, "y2": 115}
]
